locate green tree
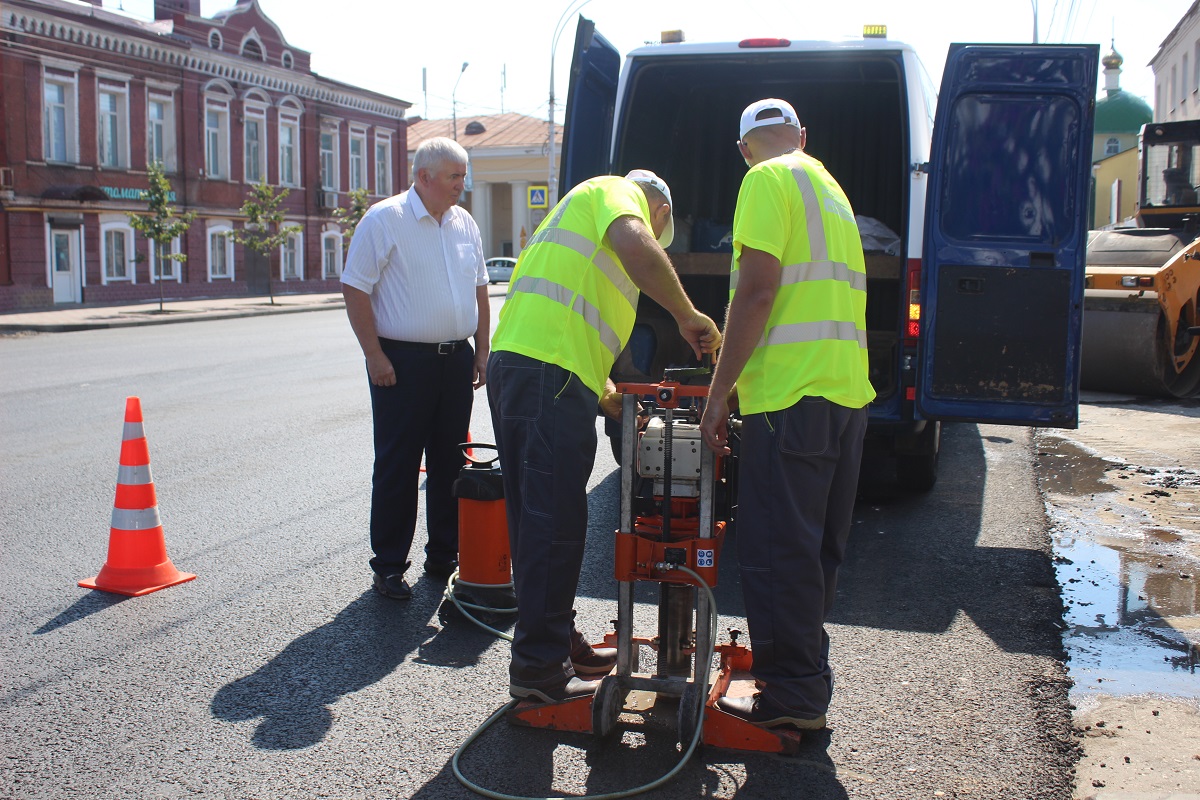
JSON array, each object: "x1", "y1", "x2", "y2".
[
  {"x1": 231, "y1": 181, "x2": 302, "y2": 305},
  {"x1": 332, "y1": 187, "x2": 371, "y2": 245},
  {"x1": 127, "y1": 162, "x2": 195, "y2": 312}
]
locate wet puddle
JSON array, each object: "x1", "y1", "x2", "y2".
[{"x1": 1036, "y1": 436, "x2": 1200, "y2": 699}]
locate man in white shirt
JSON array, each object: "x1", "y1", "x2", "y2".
[{"x1": 342, "y1": 137, "x2": 490, "y2": 601}]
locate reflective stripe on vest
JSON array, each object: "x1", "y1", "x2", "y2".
[
  {"x1": 731, "y1": 259, "x2": 867, "y2": 293},
  {"x1": 764, "y1": 320, "x2": 867, "y2": 348},
  {"x1": 510, "y1": 275, "x2": 624, "y2": 359},
  {"x1": 523, "y1": 226, "x2": 638, "y2": 310}
]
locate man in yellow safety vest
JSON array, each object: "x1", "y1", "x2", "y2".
[
  {"x1": 489, "y1": 170, "x2": 721, "y2": 703},
  {"x1": 700, "y1": 99, "x2": 876, "y2": 732}
]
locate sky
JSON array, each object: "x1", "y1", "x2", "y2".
[{"x1": 104, "y1": 0, "x2": 1191, "y2": 122}]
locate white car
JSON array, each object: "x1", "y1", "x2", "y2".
[{"x1": 485, "y1": 257, "x2": 517, "y2": 284}]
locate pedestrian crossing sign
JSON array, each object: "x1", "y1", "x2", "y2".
[{"x1": 528, "y1": 186, "x2": 548, "y2": 209}]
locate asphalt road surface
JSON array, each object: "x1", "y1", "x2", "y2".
[{"x1": 1, "y1": 306, "x2": 1076, "y2": 799}]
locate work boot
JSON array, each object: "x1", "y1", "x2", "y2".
[
  {"x1": 716, "y1": 693, "x2": 827, "y2": 731},
  {"x1": 509, "y1": 676, "x2": 601, "y2": 704},
  {"x1": 372, "y1": 562, "x2": 412, "y2": 601},
  {"x1": 569, "y1": 639, "x2": 618, "y2": 678}
]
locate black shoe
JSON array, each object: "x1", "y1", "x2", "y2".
[
  {"x1": 569, "y1": 641, "x2": 618, "y2": 678},
  {"x1": 510, "y1": 676, "x2": 600, "y2": 704},
  {"x1": 716, "y1": 693, "x2": 826, "y2": 730},
  {"x1": 372, "y1": 566, "x2": 412, "y2": 601},
  {"x1": 423, "y1": 558, "x2": 458, "y2": 582}
]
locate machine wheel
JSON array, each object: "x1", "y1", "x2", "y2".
[
  {"x1": 677, "y1": 681, "x2": 704, "y2": 748},
  {"x1": 896, "y1": 421, "x2": 941, "y2": 492},
  {"x1": 591, "y1": 676, "x2": 623, "y2": 739}
]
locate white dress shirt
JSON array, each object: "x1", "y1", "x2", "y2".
[{"x1": 341, "y1": 188, "x2": 487, "y2": 342}]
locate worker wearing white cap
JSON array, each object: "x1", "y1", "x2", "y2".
[
  {"x1": 489, "y1": 170, "x2": 721, "y2": 704},
  {"x1": 700, "y1": 98, "x2": 876, "y2": 731}
]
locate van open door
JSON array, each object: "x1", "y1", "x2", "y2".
[
  {"x1": 917, "y1": 43, "x2": 1098, "y2": 428},
  {"x1": 558, "y1": 17, "x2": 619, "y2": 196}
]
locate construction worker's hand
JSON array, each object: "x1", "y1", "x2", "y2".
[
  {"x1": 699, "y1": 391, "x2": 731, "y2": 456},
  {"x1": 367, "y1": 352, "x2": 396, "y2": 387},
  {"x1": 473, "y1": 347, "x2": 489, "y2": 390},
  {"x1": 599, "y1": 380, "x2": 623, "y2": 420},
  {"x1": 677, "y1": 311, "x2": 722, "y2": 361}
]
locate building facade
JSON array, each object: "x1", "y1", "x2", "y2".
[
  {"x1": 406, "y1": 113, "x2": 561, "y2": 260},
  {"x1": 1151, "y1": 0, "x2": 1200, "y2": 122},
  {"x1": 0, "y1": 0, "x2": 410, "y2": 311}
]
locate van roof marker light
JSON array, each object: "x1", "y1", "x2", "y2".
[
  {"x1": 863, "y1": 25, "x2": 887, "y2": 39},
  {"x1": 738, "y1": 38, "x2": 791, "y2": 48}
]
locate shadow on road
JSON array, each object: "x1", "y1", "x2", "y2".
[
  {"x1": 211, "y1": 582, "x2": 493, "y2": 750},
  {"x1": 35, "y1": 590, "x2": 130, "y2": 635},
  {"x1": 835, "y1": 423, "x2": 1063, "y2": 657}
]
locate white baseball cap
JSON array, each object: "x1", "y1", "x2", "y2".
[
  {"x1": 625, "y1": 169, "x2": 675, "y2": 248},
  {"x1": 739, "y1": 98, "x2": 801, "y2": 140}
]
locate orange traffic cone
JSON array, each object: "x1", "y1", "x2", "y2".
[{"x1": 79, "y1": 397, "x2": 195, "y2": 596}]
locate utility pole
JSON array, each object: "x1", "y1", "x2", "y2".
[
  {"x1": 452, "y1": 61, "x2": 468, "y2": 141},
  {"x1": 549, "y1": 0, "x2": 593, "y2": 205}
]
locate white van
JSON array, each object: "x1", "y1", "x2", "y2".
[{"x1": 560, "y1": 23, "x2": 1098, "y2": 489}]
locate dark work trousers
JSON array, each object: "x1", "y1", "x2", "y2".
[
  {"x1": 366, "y1": 340, "x2": 474, "y2": 577},
  {"x1": 486, "y1": 351, "x2": 598, "y2": 689},
  {"x1": 737, "y1": 396, "x2": 867, "y2": 717}
]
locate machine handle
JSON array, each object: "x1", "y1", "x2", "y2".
[{"x1": 460, "y1": 442, "x2": 499, "y2": 467}]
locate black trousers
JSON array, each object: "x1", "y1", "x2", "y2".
[
  {"x1": 366, "y1": 340, "x2": 474, "y2": 576},
  {"x1": 486, "y1": 351, "x2": 598, "y2": 688},
  {"x1": 736, "y1": 396, "x2": 867, "y2": 716}
]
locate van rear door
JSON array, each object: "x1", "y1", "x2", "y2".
[
  {"x1": 917, "y1": 43, "x2": 1098, "y2": 428},
  {"x1": 559, "y1": 17, "x2": 619, "y2": 196}
]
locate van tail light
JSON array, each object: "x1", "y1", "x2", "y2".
[
  {"x1": 904, "y1": 259, "x2": 922, "y2": 344},
  {"x1": 738, "y1": 38, "x2": 791, "y2": 48}
]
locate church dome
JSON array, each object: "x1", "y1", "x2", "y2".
[{"x1": 1095, "y1": 87, "x2": 1152, "y2": 134}]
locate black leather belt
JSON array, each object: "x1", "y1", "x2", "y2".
[{"x1": 379, "y1": 337, "x2": 469, "y2": 355}]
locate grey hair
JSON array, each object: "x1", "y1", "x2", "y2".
[{"x1": 412, "y1": 137, "x2": 468, "y2": 179}]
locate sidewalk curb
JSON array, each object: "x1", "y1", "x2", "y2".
[{"x1": 0, "y1": 300, "x2": 346, "y2": 333}]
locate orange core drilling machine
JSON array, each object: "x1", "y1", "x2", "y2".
[{"x1": 506, "y1": 365, "x2": 811, "y2": 755}]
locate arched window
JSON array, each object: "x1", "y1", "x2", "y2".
[
  {"x1": 281, "y1": 51, "x2": 294, "y2": 69},
  {"x1": 322, "y1": 231, "x2": 344, "y2": 278},
  {"x1": 208, "y1": 29, "x2": 222, "y2": 50},
  {"x1": 241, "y1": 38, "x2": 264, "y2": 61}
]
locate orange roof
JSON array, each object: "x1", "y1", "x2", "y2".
[{"x1": 406, "y1": 112, "x2": 562, "y2": 151}]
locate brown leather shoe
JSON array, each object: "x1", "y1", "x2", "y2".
[
  {"x1": 569, "y1": 641, "x2": 618, "y2": 678},
  {"x1": 716, "y1": 693, "x2": 826, "y2": 730}
]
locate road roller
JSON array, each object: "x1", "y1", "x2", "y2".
[{"x1": 1082, "y1": 121, "x2": 1200, "y2": 398}]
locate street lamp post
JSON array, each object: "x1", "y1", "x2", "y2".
[
  {"x1": 548, "y1": 0, "x2": 593, "y2": 206},
  {"x1": 452, "y1": 61, "x2": 469, "y2": 141}
]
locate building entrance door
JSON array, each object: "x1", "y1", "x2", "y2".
[{"x1": 51, "y1": 228, "x2": 82, "y2": 304}]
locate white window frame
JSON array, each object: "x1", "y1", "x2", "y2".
[
  {"x1": 374, "y1": 130, "x2": 393, "y2": 196},
  {"x1": 97, "y1": 80, "x2": 130, "y2": 169},
  {"x1": 319, "y1": 119, "x2": 340, "y2": 192},
  {"x1": 202, "y1": 83, "x2": 234, "y2": 180},
  {"x1": 99, "y1": 217, "x2": 135, "y2": 283},
  {"x1": 243, "y1": 94, "x2": 269, "y2": 185},
  {"x1": 280, "y1": 229, "x2": 302, "y2": 280},
  {"x1": 146, "y1": 91, "x2": 177, "y2": 171},
  {"x1": 278, "y1": 103, "x2": 302, "y2": 188},
  {"x1": 322, "y1": 230, "x2": 343, "y2": 278},
  {"x1": 148, "y1": 236, "x2": 182, "y2": 282},
  {"x1": 1105, "y1": 136, "x2": 1120, "y2": 157},
  {"x1": 207, "y1": 221, "x2": 235, "y2": 281},
  {"x1": 348, "y1": 127, "x2": 367, "y2": 192},
  {"x1": 42, "y1": 69, "x2": 79, "y2": 163}
]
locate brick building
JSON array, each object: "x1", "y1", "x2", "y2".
[{"x1": 0, "y1": 0, "x2": 411, "y2": 311}]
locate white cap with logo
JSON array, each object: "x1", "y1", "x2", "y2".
[
  {"x1": 624, "y1": 169, "x2": 675, "y2": 248},
  {"x1": 739, "y1": 98, "x2": 801, "y2": 140}
]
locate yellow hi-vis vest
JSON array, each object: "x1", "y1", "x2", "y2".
[
  {"x1": 491, "y1": 176, "x2": 650, "y2": 397},
  {"x1": 731, "y1": 152, "x2": 876, "y2": 414}
]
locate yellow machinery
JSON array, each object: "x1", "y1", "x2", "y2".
[{"x1": 1083, "y1": 121, "x2": 1200, "y2": 397}]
